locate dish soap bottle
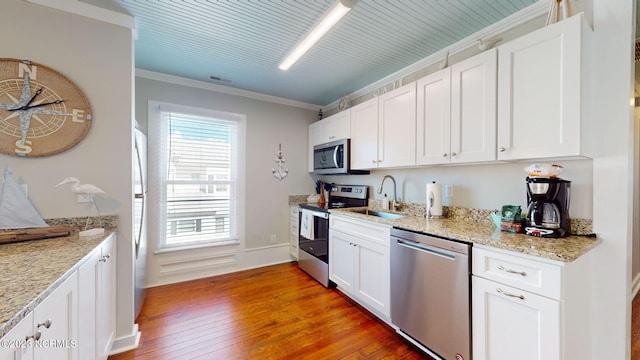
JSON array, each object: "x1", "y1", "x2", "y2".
[{"x1": 382, "y1": 193, "x2": 389, "y2": 211}]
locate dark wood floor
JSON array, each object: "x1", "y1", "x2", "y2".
[
  {"x1": 633, "y1": 293, "x2": 640, "y2": 360},
  {"x1": 109, "y1": 262, "x2": 430, "y2": 360}
]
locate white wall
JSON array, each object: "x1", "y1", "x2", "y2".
[
  {"x1": 135, "y1": 74, "x2": 318, "y2": 286},
  {"x1": 320, "y1": 159, "x2": 593, "y2": 219},
  {"x1": 588, "y1": 0, "x2": 635, "y2": 358},
  {"x1": 0, "y1": 0, "x2": 138, "y2": 351}
]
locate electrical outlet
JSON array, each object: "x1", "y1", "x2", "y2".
[
  {"x1": 444, "y1": 184, "x2": 454, "y2": 198},
  {"x1": 77, "y1": 193, "x2": 91, "y2": 203},
  {"x1": 270, "y1": 233, "x2": 277, "y2": 244}
]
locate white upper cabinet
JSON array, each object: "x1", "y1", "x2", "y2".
[
  {"x1": 316, "y1": 111, "x2": 351, "y2": 145},
  {"x1": 350, "y1": 97, "x2": 379, "y2": 170},
  {"x1": 350, "y1": 83, "x2": 417, "y2": 170},
  {"x1": 416, "y1": 68, "x2": 451, "y2": 165},
  {"x1": 497, "y1": 13, "x2": 592, "y2": 161},
  {"x1": 417, "y1": 49, "x2": 497, "y2": 165},
  {"x1": 377, "y1": 82, "x2": 417, "y2": 168}
]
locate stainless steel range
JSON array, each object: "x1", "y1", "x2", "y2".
[{"x1": 298, "y1": 184, "x2": 368, "y2": 287}]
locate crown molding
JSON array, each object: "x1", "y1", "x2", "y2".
[
  {"x1": 136, "y1": 69, "x2": 322, "y2": 111},
  {"x1": 23, "y1": 0, "x2": 136, "y2": 30}
]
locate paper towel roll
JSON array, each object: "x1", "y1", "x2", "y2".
[{"x1": 426, "y1": 182, "x2": 443, "y2": 217}]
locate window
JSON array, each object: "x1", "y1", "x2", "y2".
[{"x1": 150, "y1": 102, "x2": 244, "y2": 249}]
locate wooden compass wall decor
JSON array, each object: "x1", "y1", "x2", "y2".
[{"x1": 0, "y1": 58, "x2": 92, "y2": 157}]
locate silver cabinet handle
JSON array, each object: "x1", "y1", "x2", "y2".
[
  {"x1": 37, "y1": 319, "x2": 52, "y2": 329},
  {"x1": 497, "y1": 288, "x2": 525, "y2": 300},
  {"x1": 498, "y1": 265, "x2": 527, "y2": 277},
  {"x1": 451, "y1": 152, "x2": 457, "y2": 157},
  {"x1": 99, "y1": 253, "x2": 111, "y2": 262},
  {"x1": 499, "y1": 147, "x2": 506, "y2": 152},
  {"x1": 25, "y1": 330, "x2": 42, "y2": 342},
  {"x1": 442, "y1": 153, "x2": 448, "y2": 157},
  {"x1": 372, "y1": 160, "x2": 377, "y2": 163}
]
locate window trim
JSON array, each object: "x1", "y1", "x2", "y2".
[{"x1": 148, "y1": 100, "x2": 246, "y2": 252}]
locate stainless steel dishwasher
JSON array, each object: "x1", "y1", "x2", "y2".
[{"x1": 390, "y1": 227, "x2": 471, "y2": 360}]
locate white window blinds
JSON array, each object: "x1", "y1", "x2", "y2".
[{"x1": 156, "y1": 107, "x2": 240, "y2": 248}]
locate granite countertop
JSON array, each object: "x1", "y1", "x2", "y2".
[
  {"x1": 0, "y1": 216, "x2": 117, "y2": 338},
  {"x1": 330, "y1": 206, "x2": 600, "y2": 263}
]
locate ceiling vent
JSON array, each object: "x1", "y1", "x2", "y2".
[{"x1": 209, "y1": 75, "x2": 232, "y2": 84}]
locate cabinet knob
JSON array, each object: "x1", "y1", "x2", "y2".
[
  {"x1": 37, "y1": 319, "x2": 52, "y2": 329},
  {"x1": 442, "y1": 153, "x2": 448, "y2": 158},
  {"x1": 451, "y1": 152, "x2": 457, "y2": 157},
  {"x1": 25, "y1": 330, "x2": 42, "y2": 342},
  {"x1": 99, "y1": 253, "x2": 111, "y2": 262},
  {"x1": 499, "y1": 147, "x2": 506, "y2": 152}
]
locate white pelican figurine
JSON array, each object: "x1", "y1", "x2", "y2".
[
  {"x1": 56, "y1": 177, "x2": 105, "y2": 194},
  {"x1": 56, "y1": 177, "x2": 105, "y2": 236}
]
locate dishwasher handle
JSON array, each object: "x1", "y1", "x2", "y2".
[{"x1": 394, "y1": 237, "x2": 459, "y2": 260}]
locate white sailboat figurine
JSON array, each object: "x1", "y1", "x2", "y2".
[
  {"x1": 0, "y1": 166, "x2": 72, "y2": 244},
  {"x1": 0, "y1": 166, "x2": 48, "y2": 229}
]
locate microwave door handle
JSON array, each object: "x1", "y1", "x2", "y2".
[{"x1": 333, "y1": 146, "x2": 339, "y2": 168}]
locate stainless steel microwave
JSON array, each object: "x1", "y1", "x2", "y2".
[{"x1": 313, "y1": 139, "x2": 368, "y2": 175}]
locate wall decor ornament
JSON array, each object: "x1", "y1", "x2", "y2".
[
  {"x1": 272, "y1": 143, "x2": 289, "y2": 181},
  {"x1": 0, "y1": 59, "x2": 92, "y2": 157}
]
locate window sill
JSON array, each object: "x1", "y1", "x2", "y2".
[{"x1": 154, "y1": 239, "x2": 239, "y2": 254}]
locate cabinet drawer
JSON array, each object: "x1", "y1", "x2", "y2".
[
  {"x1": 472, "y1": 247, "x2": 562, "y2": 299},
  {"x1": 290, "y1": 205, "x2": 299, "y2": 217},
  {"x1": 330, "y1": 215, "x2": 390, "y2": 247}
]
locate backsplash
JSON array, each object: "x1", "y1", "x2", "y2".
[
  {"x1": 367, "y1": 199, "x2": 593, "y2": 236},
  {"x1": 45, "y1": 215, "x2": 119, "y2": 231}
]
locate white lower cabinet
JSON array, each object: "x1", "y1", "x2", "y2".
[
  {"x1": 0, "y1": 272, "x2": 79, "y2": 360},
  {"x1": 472, "y1": 276, "x2": 560, "y2": 360},
  {"x1": 1, "y1": 234, "x2": 116, "y2": 360},
  {"x1": 329, "y1": 215, "x2": 391, "y2": 320},
  {"x1": 472, "y1": 245, "x2": 593, "y2": 360},
  {"x1": 289, "y1": 205, "x2": 299, "y2": 259},
  {"x1": 79, "y1": 233, "x2": 116, "y2": 360}
]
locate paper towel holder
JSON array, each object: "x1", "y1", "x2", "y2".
[{"x1": 427, "y1": 181, "x2": 445, "y2": 219}]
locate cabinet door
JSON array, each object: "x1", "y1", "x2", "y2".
[
  {"x1": 497, "y1": 15, "x2": 584, "y2": 160},
  {"x1": 350, "y1": 97, "x2": 378, "y2": 169},
  {"x1": 416, "y1": 68, "x2": 451, "y2": 165},
  {"x1": 378, "y1": 83, "x2": 416, "y2": 168},
  {"x1": 472, "y1": 276, "x2": 560, "y2": 360},
  {"x1": 328, "y1": 229, "x2": 357, "y2": 294},
  {"x1": 33, "y1": 272, "x2": 78, "y2": 360},
  {"x1": 0, "y1": 313, "x2": 34, "y2": 360},
  {"x1": 289, "y1": 205, "x2": 299, "y2": 259},
  {"x1": 78, "y1": 247, "x2": 100, "y2": 360},
  {"x1": 97, "y1": 236, "x2": 115, "y2": 359},
  {"x1": 321, "y1": 111, "x2": 351, "y2": 143},
  {"x1": 355, "y1": 240, "x2": 390, "y2": 318},
  {"x1": 451, "y1": 48, "x2": 497, "y2": 163}
]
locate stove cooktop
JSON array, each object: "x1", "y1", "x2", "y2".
[{"x1": 300, "y1": 184, "x2": 368, "y2": 212}]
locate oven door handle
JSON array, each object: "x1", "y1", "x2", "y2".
[{"x1": 300, "y1": 210, "x2": 329, "y2": 219}]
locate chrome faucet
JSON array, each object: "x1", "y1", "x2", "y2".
[{"x1": 377, "y1": 175, "x2": 401, "y2": 211}]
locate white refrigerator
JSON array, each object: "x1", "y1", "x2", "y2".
[{"x1": 134, "y1": 128, "x2": 147, "y2": 318}]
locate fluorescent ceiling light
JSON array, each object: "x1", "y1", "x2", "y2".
[{"x1": 278, "y1": 0, "x2": 357, "y2": 71}]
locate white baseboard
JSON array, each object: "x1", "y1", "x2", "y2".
[
  {"x1": 110, "y1": 323, "x2": 141, "y2": 355},
  {"x1": 632, "y1": 272, "x2": 640, "y2": 300}
]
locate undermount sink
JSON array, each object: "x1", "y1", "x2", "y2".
[{"x1": 352, "y1": 209, "x2": 407, "y2": 220}]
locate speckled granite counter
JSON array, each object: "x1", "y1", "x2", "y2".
[
  {"x1": 330, "y1": 207, "x2": 599, "y2": 263},
  {"x1": 0, "y1": 216, "x2": 117, "y2": 338}
]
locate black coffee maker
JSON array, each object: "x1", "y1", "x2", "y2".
[{"x1": 525, "y1": 177, "x2": 571, "y2": 238}]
